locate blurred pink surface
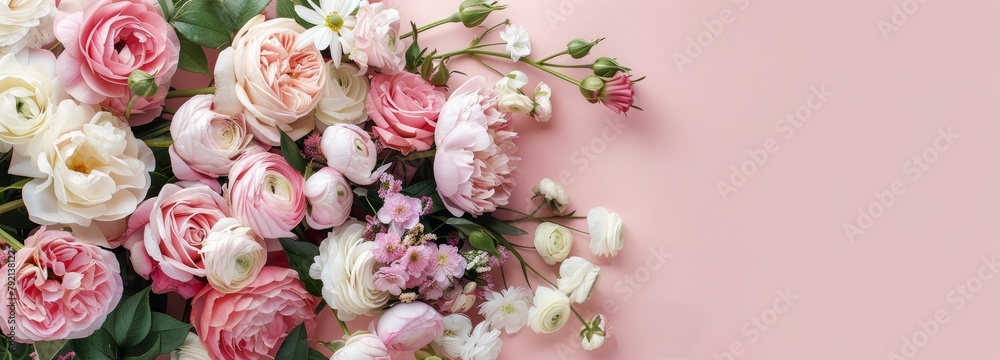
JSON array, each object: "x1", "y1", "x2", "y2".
[{"x1": 169, "y1": 0, "x2": 1000, "y2": 359}]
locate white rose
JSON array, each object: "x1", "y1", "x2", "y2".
[
  {"x1": 309, "y1": 219, "x2": 390, "y2": 320},
  {"x1": 581, "y1": 314, "x2": 608, "y2": 351},
  {"x1": 10, "y1": 100, "x2": 154, "y2": 228},
  {"x1": 461, "y1": 322, "x2": 502, "y2": 360},
  {"x1": 587, "y1": 207, "x2": 624, "y2": 257},
  {"x1": 0, "y1": 49, "x2": 61, "y2": 152},
  {"x1": 556, "y1": 256, "x2": 600, "y2": 303},
  {"x1": 171, "y1": 332, "x2": 210, "y2": 360},
  {"x1": 533, "y1": 222, "x2": 573, "y2": 265},
  {"x1": 532, "y1": 178, "x2": 568, "y2": 213},
  {"x1": 494, "y1": 71, "x2": 528, "y2": 94},
  {"x1": 531, "y1": 82, "x2": 553, "y2": 123},
  {"x1": 201, "y1": 217, "x2": 267, "y2": 293},
  {"x1": 434, "y1": 314, "x2": 473, "y2": 359},
  {"x1": 497, "y1": 93, "x2": 533, "y2": 114},
  {"x1": 0, "y1": 0, "x2": 56, "y2": 55},
  {"x1": 526, "y1": 286, "x2": 571, "y2": 334},
  {"x1": 315, "y1": 62, "x2": 369, "y2": 128},
  {"x1": 304, "y1": 167, "x2": 353, "y2": 229}
]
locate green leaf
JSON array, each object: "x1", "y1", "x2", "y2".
[
  {"x1": 274, "y1": 323, "x2": 310, "y2": 360},
  {"x1": 308, "y1": 348, "x2": 328, "y2": 360},
  {"x1": 444, "y1": 217, "x2": 486, "y2": 236},
  {"x1": 72, "y1": 328, "x2": 118, "y2": 360},
  {"x1": 172, "y1": 0, "x2": 231, "y2": 49},
  {"x1": 276, "y1": 0, "x2": 312, "y2": 28},
  {"x1": 147, "y1": 313, "x2": 192, "y2": 354},
  {"x1": 220, "y1": 0, "x2": 270, "y2": 31},
  {"x1": 32, "y1": 340, "x2": 67, "y2": 360},
  {"x1": 279, "y1": 238, "x2": 324, "y2": 297},
  {"x1": 177, "y1": 35, "x2": 210, "y2": 76},
  {"x1": 157, "y1": 0, "x2": 176, "y2": 19},
  {"x1": 103, "y1": 287, "x2": 153, "y2": 348},
  {"x1": 475, "y1": 215, "x2": 528, "y2": 235},
  {"x1": 0, "y1": 178, "x2": 30, "y2": 197},
  {"x1": 400, "y1": 179, "x2": 436, "y2": 197},
  {"x1": 122, "y1": 334, "x2": 160, "y2": 360},
  {"x1": 279, "y1": 130, "x2": 308, "y2": 173}
]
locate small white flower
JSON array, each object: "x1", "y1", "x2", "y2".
[
  {"x1": 531, "y1": 82, "x2": 553, "y2": 123},
  {"x1": 494, "y1": 71, "x2": 528, "y2": 94},
  {"x1": 461, "y1": 322, "x2": 503, "y2": 360},
  {"x1": 533, "y1": 222, "x2": 573, "y2": 265},
  {"x1": 171, "y1": 332, "x2": 210, "y2": 360},
  {"x1": 497, "y1": 93, "x2": 533, "y2": 114},
  {"x1": 588, "y1": 207, "x2": 624, "y2": 257},
  {"x1": 434, "y1": 314, "x2": 473, "y2": 359},
  {"x1": 532, "y1": 178, "x2": 568, "y2": 213},
  {"x1": 294, "y1": 0, "x2": 362, "y2": 68},
  {"x1": 478, "y1": 286, "x2": 532, "y2": 334},
  {"x1": 581, "y1": 314, "x2": 608, "y2": 351},
  {"x1": 556, "y1": 257, "x2": 601, "y2": 303},
  {"x1": 499, "y1": 24, "x2": 531, "y2": 61}
]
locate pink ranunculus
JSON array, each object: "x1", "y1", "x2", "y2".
[
  {"x1": 123, "y1": 183, "x2": 229, "y2": 298},
  {"x1": 433, "y1": 76, "x2": 519, "y2": 217},
  {"x1": 333, "y1": 333, "x2": 391, "y2": 360},
  {"x1": 170, "y1": 95, "x2": 268, "y2": 192},
  {"x1": 304, "y1": 167, "x2": 353, "y2": 229},
  {"x1": 321, "y1": 123, "x2": 388, "y2": 185},
  {"x1": 1, "y1": 228, "x2": 123, "y2": 341},
  {"x1": 350, "y1": 2, "x2": 406, "y2": 75},
  {"x1": 214, "y1": 15, "x2": 326, "y2": 146},
  {"x1": 225, "y1": 152, "x2": 306, "y2": 241},
  {"x1": 367, "y1": 72, "x2": 445, "y2": 155},
  {"x1": 191, "y1": 266, "x2": 319, "y2": 360},
  {"x1": 54, "y1": 0, "x2": 179, "y2": 125},
  {"x1": 598, "y1": 73, "x2": 636, "y2": 114},
  {"x1": 371, "y1": 302, "x2": 445, "y2": 352}
]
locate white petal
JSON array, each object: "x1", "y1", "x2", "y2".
[{"x1": 295, "y1": 5, "x2": 325, "y2": 25}]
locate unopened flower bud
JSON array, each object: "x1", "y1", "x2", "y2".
[
  {"x1": 422, "y1": 59, "x2": 450, "y2": 87},
  {"x1": 567, "y1": 38, "x2": 601, "y2": 59},
  {"x1": 128, "y1": 70, "x2": 158, "y2": 98},
  {"x1": 579, "y1": 75, "x2": 604, "y2": 103},
  {"x1": 593, "y1": 57, "x2": 628, "y2": 77},
  {"x1": 459, "y1": 0, "x2": 507, "y2": 28}
]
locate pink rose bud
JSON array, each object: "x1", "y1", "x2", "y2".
[
  {"x1": 372, "y1": 302, "x2": 445, "y2": 352},
  {"x1": 304, "y1": 167, "x2": 353, "y2": 229}
]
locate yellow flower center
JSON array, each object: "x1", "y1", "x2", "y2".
[
  {"x1": 501, "y1": 303, "x2": 516, "y2": 314},
  {"x1": 325, "y1": 12, "x2": 344, "y2": 32}
]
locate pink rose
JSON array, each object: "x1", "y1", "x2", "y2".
[
  {"x1": 225, "y1": 152, "x2": 306, "y2": 241},
  {"x1": 191, "y1": 266, "x2": 319, "y2": 360},
  {"x1": 434, "y1": 77, "x2": 519, "y2": 217},
  {"x1": 321, "y1": 124, "x2": 388, "y2": 185},
  {"x1": 371, "y1": 302, "x2": 445, "y2": 352},
  {"x1": 304, "y1": 167, "x2": 353, "y2": 229},
  {"x1": 333, "y1": 334, "x2": 391, "y2": 360},
  {"x1": 350, "y1": 2, "x2": 405, "y2": 75},
  {"x1": 54, "y1": 0, "x2": 179, "y2": 125},
  {"x1": 169, "y1": 95, "x2": 268, "y2": 192},
  {"x1": 124, "y1": 183, "x2": 229, "y2": 298},
  {"x1": 1, "y1": 228, "x2": 122, "y2": 341},
  {"x1": 367, "y1": 72, "x2": 445, "y2": 155},
  {"x1": 214, "y1": 15, "x2": 326, "y2": 146}
]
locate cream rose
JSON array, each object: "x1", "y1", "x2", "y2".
[
  {"x1": 315, "y1": 62, "x2": 369, "y2": 128},
  {"x1": 309, "y1": 219, "x2": 390, "y2": 320},
  {"x1": 0, "y1": 0, "x2": 55, "y2": 55},
  {"x1": 10, "y1": 100, "x2": 154, "y2": 229},
  {"x1": 533, "y1": 222, "x2": 573, "y2": 265},
  {"x1": 587, "y1": 207, "x2": 624, "y2": 257},
  {"x1": 0, "y1": 49, "x2": 60, "y2": 152},
  {"x1": 214, "y1": 15, "x2": 326, "y2": 146},
  {"x1": 201, "y1": 217, "x2": 267, "y2": 293},
  {"x1": 556, "y1": 256, "x2": 600, "y2": 303},
  {"x1": 527, "y1": 286, "x2": 571, "y2": 334}
]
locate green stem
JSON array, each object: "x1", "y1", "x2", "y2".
[
  {"x1": 401, "y1": 12, "x2": 461, "y2": 39},
  {"x1": 399, "y1": 149, "x2": 436, "y2": 161},
  {"x1": 123, "y1": 95, "x2": 139, "y2": 119},
  {"x1": 166, "y1": 87, "x2": 214, "y2": 99},
  {"x1": 496, "y1": 207, "x2": 589, "y2": 234},
  {"x1": 161, "y1": 107, "x2": 176, "y2": 115},
  {"x1": 436, "y1": 49, "x2": 580, "y2": 86},
  {"x1": 571, "y1": 306, "x2": 589, "y2": 326},
  {"x1": 0, "y1": 227, "x2": 23, "y2": 252},
  {"x1": 144, "y1": 138, "x2": 173, "y2": 148},
  {"x1": 509, "y1": 202, "x2": 545, "y2": 222},
  {"x1": 470, "y1": 54, "x2": 504, "y2": 76},
  {"x1": 47, "y1": 42, "x2": 61, "y2": 52},
  {"x1": 331, "y1": 310, "x2": 352, "y2": 336},
  {"x1": 0, "y1": 199, "x2": 24, "y2": 216},
  {"x1": 537, "y1": 50, "x2": 568, "y2": 64},
  {"x1": 540, "y1": 63, "x2": 594, "y2": 69}
]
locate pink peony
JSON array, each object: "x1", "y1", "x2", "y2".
[
  {"x1": 377, "y1": 193, "x2": 422, "y2": 233},
  {"x1": 1, "y1": 228, "x2": 123, "y2": 341},
  {"x1": 350, "y1": 2, "x2": 406, "y2": 75},
  {"x1": 304, "y1": 167, "x2": 353, "y2": 229},
  {"x1": 169, "y1": 95, "x2": 268, "y2": 192},
  {"x1": 433, "y1": 76, "x2": 519, "y2": 217},
  {"x1": 124, "y1": 183, "x2": 229, "y2": 298},
  {"x1": 54, "y1": 0, "x2": 179, "y2": 125},
  {"x1": 371, "y1": 302, "x2": 444, "y2": 352},
  {"x1": 226, "y1": 152, "x2": 306, "y2": 241},
  {"x1": 598, "y1": 73, "x2": 636, "y2": 114},
  {"x1": 367, "y1": 72, "x2": 445, "y2": 154},
  {"x1": 191, "y1": 266, "x2": 319, "y2": 360}
]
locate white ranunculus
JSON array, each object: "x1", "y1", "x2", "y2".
[
  {"x1": 10, "y1": 100, "x2": 154, "y2": 228},
  {"x1": 556, "y1": 256, "x2": 601, "y2": 303},
  {"x1": 0, "y1": 49, "x2": 60, "y2": 152},
  {"x1": 533, "y1": 222, "x2": 573, "y2": 265},
  {"x1": 588, "y1": 207, "x2": 624, "y2": 257},
  {"x1": 171, "y1": 332, "x2": 210, "y2": 360},
  {"x1": 532, "y1": 177, "x2": 568, "y2": 213},
  {"x1": 320, "y1": 123, "x2": 389, "y2": 185},
  {"x1": 494, "y1": 71, "x2": 528, "y2": 94},
  {"x1": 499, "y1": 24, "x2": 530, "y2": 61},
  {"x1": 310, "y1": 219, "x2": 390, "y2": 320},
  {"x1": 315, "y1": 62, "x2": 369, "y2": 128},
  {"x1": 0, "y1": 0, "x2": 56, "y2": 55},
  {"x1": 497, "y1": 93, "x2": 533, "y2": 114},
  {"x1": 581, "y1": 314, "x2": 608, "y2": 351},
  {"x1": 434, "y1": 314, "x2": 473, "y2": 359},
  {"x1": 201, "y1": 217, "x2": 267, "y2": 293},
  {"x1": 304, "y1": 167, "x2": 353, "y2": 229},
  {"x1": 526, "y1": 286, "x2": 571, "y2": 334},
  {"x1": 461, "y1": 322, "x2": 503, "y2": 360},
  {"x1": 531, "y1": 82, "x2": 553, "y2": 123}
]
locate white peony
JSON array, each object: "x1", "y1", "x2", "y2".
[
  {"x1": 0, "y1": 49, "x2": 61, "y2": 152},
  {"x1": 0, "y1": 0, "x2": 56, "y2": 55},
  {"x1": 588, "y1": 207, "x2": 624, "y2": 257},
  {"x1": 201, "y1": 218, "x2": 267, "y2": 293},
  {"x1": 478, "y1": 286, "x2": 532, "y2": 334},
  {"x1": 171, "y1": 332, "x2": 210, "y2": 360},
  {"x1": 10, "y1": 100, "x2": 154, "y2": 231},
  {"x1": 526, "y1": 286, "x2": 571, "y2": 334},
  {"x1": 434, "y1": 314, "x2": 473, "y2": 359},
  {"x1": 556, "y1": 256, "x2": 601, "y2": 303},
  {"x1": 532, "y1": 178, "x2": 568, "y2": 213},
  {"x1": 499, "y1": 24, "x2": 530, "y2": 61},
  {"x1": 310, "y1": 218, "x2": 390, "y2": 320},
  {"x1": 315, "y1": 62, "x2": 369, "y2": 128},
  {"x1": 533, "y1": 222, "x2": 573, "y2": 265},
  {"x1": 461, "y1": 322, "x2": 503, "y2": 360}
]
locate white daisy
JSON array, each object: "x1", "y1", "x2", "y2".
[
  {"x1": 434, "y1": 314, "x2": 473, "y2": 359},
  {"x1": 499, "y1": 24, "x2": 531, "y2": 61},
  {"x1": 478, "y1": 286, "x2": 532, "y2": 334},
  {"x1": 294, "y1": 0, "x2": 361, "y2": 68},
  {"x1": 461, "y1": 322, "x2": 503, "y2": 360}
]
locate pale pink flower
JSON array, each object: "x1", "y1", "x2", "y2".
[
  {"x1": 429, "y1": 244, "x2": 466, "y2": 282},
  {"x1": 418, "y1": 277, "x2": 448, "y2": 300},
  {"x1": 303, "y1": 167, "x2": 353, "y2": 229},
  {"x1": 377, "y1": 173, "x2": 402, "y2": 198},
  {"x1": 350, "y1": 2, "x2": 405, "y2": 75},
  {"x1": 400, "y1": 244, "x2": 433, "y2": 276},
  {"x1": 377, "y1": 193, "x2": 422, "y2": 232},
  {"x1": 368, "y1": 72, "x2": 445, "y2": 154},
  {"x1": 333, "y1": 333, "x2": 390, "y2": 360},
  {"x1": 225, "y1": 152, "x2": 306, "y2": 241},
  {"x1": 320, "y1": 123, "x2": 388, "y2": 185},
  {"x1": 372, "y1": 231, "x2": 405, "y2": 264},
  {"x1": 373, "y1": 263, "x2": 408, "y2": 295},
  {"x1": 371, "y1": 301, "x2": 444, "y2": 352}
]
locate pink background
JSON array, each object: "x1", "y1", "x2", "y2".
[{"x1": 182, "y1": 0, "x2": 1000, "y2": 359}]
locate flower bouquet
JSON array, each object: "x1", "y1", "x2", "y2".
[{"x1": 0, "y1": 0, "x2": 640, "y2": 359}]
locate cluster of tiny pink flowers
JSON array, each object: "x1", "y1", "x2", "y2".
[
  {"x1": 377, "y1": 173, "x2": 403, "y2": 198},
  {"x1": 371, "y1": 229, "x2": 467, "y2": 301},
  {"x1": 303, "y1": 132, "x2": 325, "y2": 162}
]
